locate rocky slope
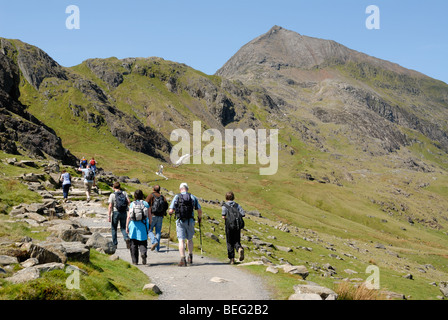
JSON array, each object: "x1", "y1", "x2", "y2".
[
  {"x1": 216, "y1": 25, "x2": 448, "y2": 155},
  {"x1": 0, "y1": 40, "x2": 77, "y2": 165}
]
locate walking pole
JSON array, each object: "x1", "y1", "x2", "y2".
[
  {"x1": 199, "y1": 219, "x2": 203, "y2": 255},
  {"x1": 166, "y1": 213, "x2": 172, "y2": 254}
]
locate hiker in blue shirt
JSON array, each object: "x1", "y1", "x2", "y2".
[
  {"x1": 59, "y1": 169, "x2": 71, "y2": 203},
  {"x1": 169, "y1": 183, "x2": 202, "y2": 266}
]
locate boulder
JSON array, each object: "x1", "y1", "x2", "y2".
[
  {"x1": 22, "y1": 242, "x2": 63, "y2": 264},
  {"x1": 205, "y1": 232, "x2": 220, "y2": 243},
  {"x1": 62, "y1": 242, "x2": 90, "y2": 263},
  {"x1": 289, "y1": 293, "x2": 323, "y2": 300},
  {"x1": 440, "y1": 282, "x2": 448, "y2": 298},
  {"x1": 20, "y1": 258, "x2": 39, "y2": 268},
  {"x1": 26, "y1": 212, "x2": 48, "y2": 223},
  {"x1": 143, "y1": 283, "x2": 162, "y2": 295},
  {"x1": 283, "y1": 265, "x2": 309, "y2": 279},
  {"x1": 86, "y1": 232, "x2": 116, "y2": 254},
  {"x1": 291, "y1": 284, "x2": 338, "y2": 300},
  {"x1": 5, "y1": 267, "x2": 40, "y2": 284},
  {"x1": 0, "y1": 255, "x2": 19, "y2": 265}
]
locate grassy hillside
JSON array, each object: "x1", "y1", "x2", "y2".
[{"x1": 2, "y1": 48, "x2": 448, "y2": 299}]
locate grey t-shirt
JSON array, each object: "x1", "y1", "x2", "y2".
[
  {"x1": 221, "y1": 201, "x2": 245, "y2": 217},
  {"x1": 108, "y1": 190, "x2": 129, "y2": 212}
]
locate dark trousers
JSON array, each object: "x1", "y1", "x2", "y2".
[
  {"x1": 62, "y1": 184, "x2": 71, "y2": 199},
  {"x1": 111, "y1": 211, "x2": 129, "y2": 245},
  {"x1": 130, "y1": 239, "x2": 147, "y2": 264},
  {"x1": 225, "y1": 227, "x2": 242, "y2": 260}
]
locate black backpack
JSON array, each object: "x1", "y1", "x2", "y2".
[
  {"x1": 223, "y1": 203, "x2": 245, "y2": 231},
  {"x1": 85, "y1": 169, "x2": 95, "y2": 181},
  {"x1": 115, "y1": 191, "x2": 128, "y2": 213},
  {"x1": 175, "y1": 193, "x2": 194, "y2": 221},
  {"x1": 151, "y1": 193, "x2": 167, "y2": 216}
]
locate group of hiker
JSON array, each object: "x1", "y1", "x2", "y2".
[
  {"x1": 107, "y1": 182, "x2": 246, "y2": 266},
  {"x1": 60, "y1": 158, "x2": 246, "y2": 266},
  {"x1": 59, "y1": 156, "x2": 98, "y2": 203}
]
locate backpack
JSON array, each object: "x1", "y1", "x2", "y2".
[
  {"x1": 223, "y1": 203, "x2": 245, "y2": 231},
  {"x1": 151, "y1": 193, "x2": 167, "y2": 216},
  {"x1": 175, "y1": 193, "x2": 194, "y2": 221},
  {"x1": 114, "y1": 191, "x2": 128, "y2": 213},
  {"x1": 85, "y1": 169, "x2": 95, "y2": 181},
  {"x1": 130, "y1": 200, "x2": 148, "y2": 222}
]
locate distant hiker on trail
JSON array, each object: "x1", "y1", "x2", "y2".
[
  {"x1": 59, "y1": 169, "x2": 71, "y2": 203},
  {"x1": 126, "y1": 189, "x2": 150, "y2": 265},
  {"x1": 145, "y1": 185, "x2": 168, "y2": 252},
  {"x1": 79, "y1": 157, "x2": 88, "y2": 169},
  {"x1": 108, "y1": 182, "x2": 131, "y2": 249},
  {"x1": 77, "y1": 164, "x2": 96, "y2": 203},
  {"x1": 155, "y1": 164, "x2": 168, "y2": 180},
  {"x1": 222, "y1": 191, "x2": 245, "y2": 264},
  {"x1": 169, "y1": 182, "x2": 202, "y2": 266},
  {"x1": 89, "y1": 157, "x2": 97, "y2": 173}
]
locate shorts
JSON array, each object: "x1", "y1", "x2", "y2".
[
  {"x1": 84, "y1": 181, "x2": 93, "y2": 193},
  {"x1": 176, "y1": 218, "x2": 195, "y2": 241}
]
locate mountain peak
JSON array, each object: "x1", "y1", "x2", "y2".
[{"x1": 216, "y1": 26, "x2": 422, "y2": 80}]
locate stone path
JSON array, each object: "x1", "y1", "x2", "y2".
[{"x1": 72, "y1": 200, "x2": 272, "y2": 300}]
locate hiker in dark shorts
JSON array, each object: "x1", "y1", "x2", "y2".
[{"x1": 222, "y1": 191, "x2": 245, "y2": 264}]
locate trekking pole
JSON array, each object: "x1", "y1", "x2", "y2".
[
  {"x1": 166, "y1": 214, "x2": 172, "y2": 254},
  {"x1": 199, "y1": 219, "x2": 203, "y2": 255}
]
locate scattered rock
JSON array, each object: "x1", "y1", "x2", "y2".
[
  {"x1": 282, "y1": 265, "x2": 309, "y2": 279},
  {"x1": 440, "y1": 282, "x2": 448, "y2": 298},
  {"x1": 266, "y1": 266, "x2": 279, "y2": 274},
  {"x1": 86, "y1": 232, "x2": 116, "y2": 254},
  {"x1": 276, "y1": 245, "x2": 293, "y2": 252},
  {"x1": 5, "y1": 267, "x2": 40, "y2": 284},
  {"x1": 143, "y1": 283, "x2": 162, "y2": 294},
  {"x1": 210, "y1": 277, "x2": 229, "y2": 283},
  {"x1": 205, "y1": 232, "x2": 220, "y2": 243},
  {"x1": 290, "y1": 284, "x2": 338, "y2": 300},
  {"x1": 403, "y1": 274, "x2": 413, "y2": 280},
  {"x1": 0, "y1": 255, "x2": 19, "y2": 266},
  {"x1": 20, "y1": 258, "x2": 39, "y2": 268}
]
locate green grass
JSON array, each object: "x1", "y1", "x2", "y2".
[{"x1": 0, "y1": 250, "x2": 157, "y2": 300}]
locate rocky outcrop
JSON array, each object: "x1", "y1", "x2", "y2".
[{"x1": 0, "y1": 39, "x2": 77, "y2": 165}]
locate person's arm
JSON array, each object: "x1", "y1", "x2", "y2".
[
  {"x1": 222, "y1": 205, "x2": 227, "y2": 220},
  {"x1": 146, "y1": 194, "x2": 153, "y2": 216},
  {"x1": 108, "y1": 202, "x2": 113, "y2": 222},
  {"x1": 168, "y1": 195, "x2": 177, "y2": 215},
  {"x1": 126, "y1": 205, "x2": 131, "y2": 234}
]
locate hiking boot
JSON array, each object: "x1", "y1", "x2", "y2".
[
  {"x1": 150, "y1": 243, "x2": 158, "y2": 251},
  {"x1": 238, "y1": 247, "x2": 245, "y2": 262},
  {"x1": 178, "y1": 257, "x2": 187, "y2": 267},
  {"x1": 188, "y1": 254, "x2": 193, "y2": 264},
  {"x1": 230, "y1": 258, "x2": 235, "y2": 265}
]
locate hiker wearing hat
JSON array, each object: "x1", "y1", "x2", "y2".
[{"x1": 169, "y1": 182, "x2": 202, "y2": 266}]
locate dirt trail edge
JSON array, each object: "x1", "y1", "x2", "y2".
[{"x1": 73, "y1": 200, "x2": 272, "y2": 300}]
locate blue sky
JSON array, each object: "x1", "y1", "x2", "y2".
[{"x1": 0, "y1": 0, "x2": 447, "y2": 83}]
